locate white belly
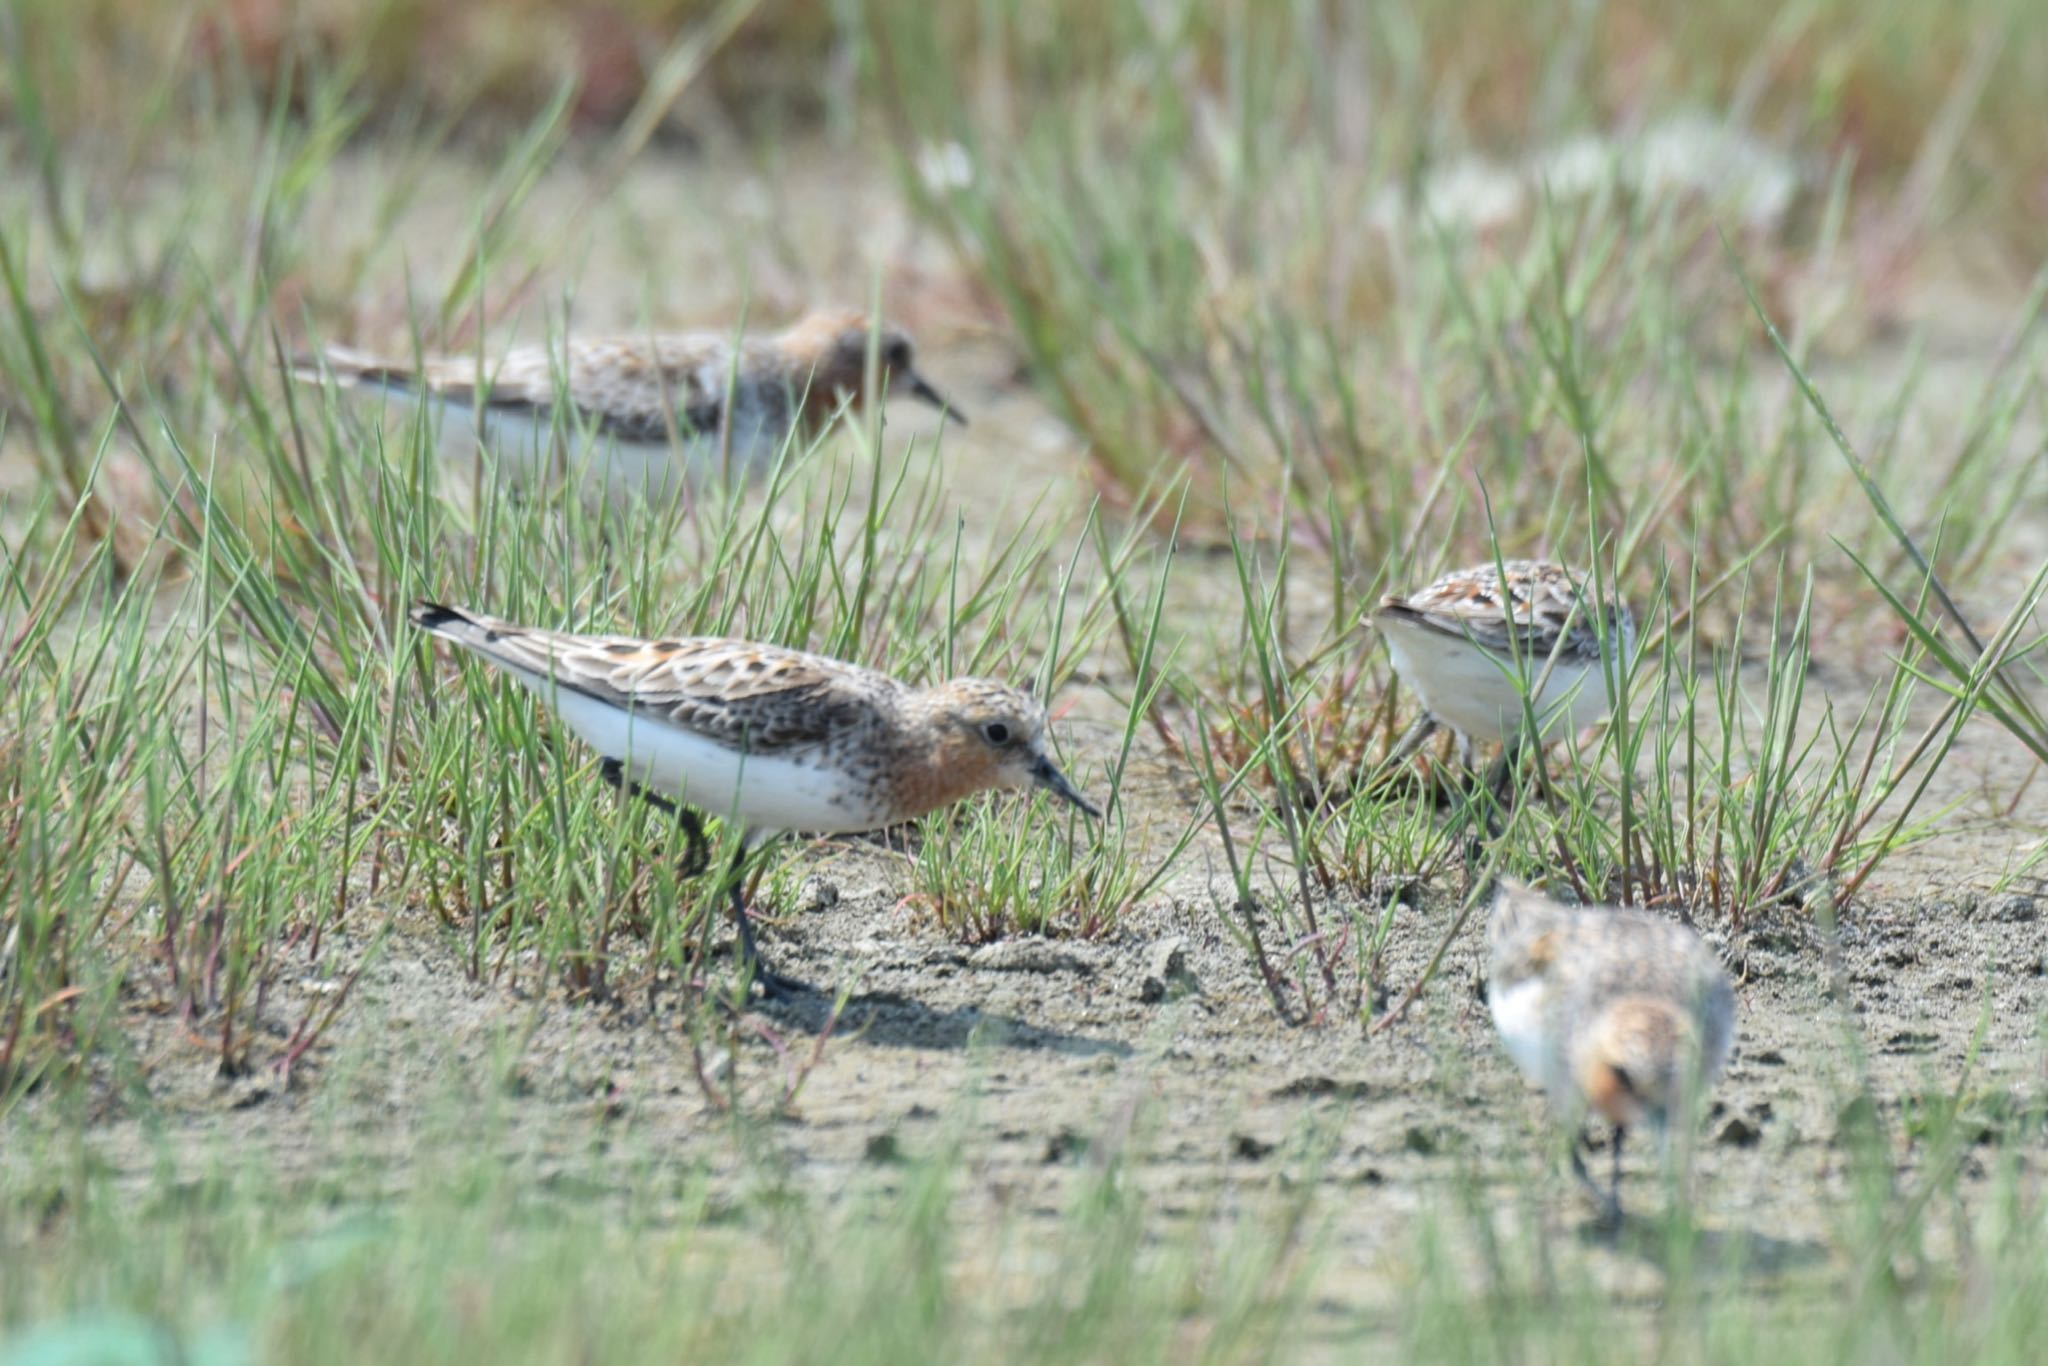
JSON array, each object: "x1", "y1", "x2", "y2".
[
  {"x1": 1381, "y1": 619, "x2": 1611, "y2": 745},
  {"x1": 349, "y1": 389, "x2": 784, "y2": 506},
  {"x1": 1489, "y1": 975, "x2": 1555, "y2": 1086},
  {"x1": 506, "y1": 670, "x2": 878, "y2": 835}
]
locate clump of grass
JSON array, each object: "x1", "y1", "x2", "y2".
[
  {"x1": 0, "y1": 1074, "x2": 1331, "y2": 1362},
  {"x1": 8, "y1": 1027, "x2": 2048, "y2": 1362},
  {"x1": 869, "y1": 0, "x2": 2042, "y2": 547},
  {"x1": 857, "y1": 0, "x2": 2047, "y2": 1031},
  {"x1": 910, "y1": 498, "x2": 1196, "y2": 941},
  {"x1": 1518, "y1": 552, "x2": 1998, "y2": 926},
  {"x1": 1173, "y1": 495, "x2": 2012, "y2": 1031},
  {"x1": 0, "y1": 531, "x2": 169, "y2": 1099},
  {"x1": 1744, "y1": 251, "x2": 2048, "y2": 865},
  {"x1": 0, "y1": 43, "x2": 1139, "y2": 1091}
]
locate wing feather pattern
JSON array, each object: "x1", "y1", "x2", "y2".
[{"x1": 411, "y1": 602, "x2": 890, "y2": 752}]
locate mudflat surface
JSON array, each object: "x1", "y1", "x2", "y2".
[{"x1": 10, "y1": 145, "x2": 2048, "y2": 1328}]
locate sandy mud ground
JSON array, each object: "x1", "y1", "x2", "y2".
[{"x1": 9, "y1": 147, "x2": 2046, "y2": 1335}]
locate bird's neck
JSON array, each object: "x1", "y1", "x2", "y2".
[
  {"x1": 882, "y1": 695, "x2": 999, "y2": 821},
  {"x1": 794, "y1": 377, "x2": 860, "y2": 433}
]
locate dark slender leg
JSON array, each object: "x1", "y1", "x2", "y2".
[
  {"x1": 1609, "y1": 1125, "x2": 1628, "y2": 1225},
  {"x1": 1570, "y1": 1129, "x2": 1624, "y2": 1232},
  {"x1": 718, "y1": 835, "x2": 811, "y2": 999},
  {"x1": 1380, "y1": 715, "x2": 1439, "y2": 773},
  {"x1": 1460, "y1": 744, "x2": 1510, "y2": 883},
  {"x1": 1483, "y1": 749, "x2": 1516, "y2": 808},
  {"x1": 722, "y1": 844, "x2": 760, "y2": 969},
  {"x1": 598, "y1": 760, "x2": 810, "y2": 999},
  {"x1": 1569, "y1": 1130, "x2": 1604, "y2": 1203},
  {"x1": 599, "y1": 757, "x2": 710, "y2": 877}
]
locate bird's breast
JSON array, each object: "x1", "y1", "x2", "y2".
[{"x1": 1489, "y1": 975, "x2": 1556, "y2": 1086}]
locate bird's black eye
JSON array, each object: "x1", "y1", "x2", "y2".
[
  {"x1": 885, "y1": 339, "x2": 911, "y2": 368},
  {"x1": 981, "y1": 721, "x2": 1012, "y2": 746}
]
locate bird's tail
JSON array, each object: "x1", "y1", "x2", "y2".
[
  {"x1": 408, "y1": 601, "x2": 569, "y2": 686},
  {"x1": 408, "y1": 600, "x2": 500, "y2": 648}
]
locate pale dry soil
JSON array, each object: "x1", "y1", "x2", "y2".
[{"x1": 7, "y1": 147, "x2": 2048, "y2": 1338}]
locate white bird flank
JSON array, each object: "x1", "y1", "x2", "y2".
[
  {"x1": 296, "y1": 310, "x2": 963, "y2": 506},
  {"x1": 1485, "y1": 878, "x2": 1735, "y2": 1223},
  {"x1": 1487, "y1": 879, "x2": 1735, "y2": 1133},
  {"x1": 407, "y1": 601, "x2": 1098, "y2": 838},
  {"x1": 337, "y1": 381, "x2": 788, "y2": 506},
  {"x1": 514, "y1": 671, "x2": 874, "y2": 836},
  {"x1": 1375, "y1": 558, "x2": 1634, "y2": 750}
]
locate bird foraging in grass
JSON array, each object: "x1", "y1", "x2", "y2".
[
  {"x1": 1486, "y1": 878, "x2": 1735, "y2": 1228},
  {"x1": 1373, "y1": 558, "x2": 1634, "y2": 771},
  {"x1": 296, "y1": 310, "x2": 965, "y2": 506},
  {"x1": 408, "y1": 601, "x2": 1097, "y2": 998}
]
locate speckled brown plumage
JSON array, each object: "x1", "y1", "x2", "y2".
[
  {"x1": 1487, "y1": 878, "x2": 1735, "y2": 1225},
  {"x1": 421, "y1": 606, "x2": 884, "y2": 754},
  {"x1": 1373, "y1": 558, "x2": 1636, "y2": 751},
  {"x1": 295, "y1": 310, "x2": 965, "y2": 498},
  {"x1": 409, "y1": 600, "x2": 1098, "y2": 997},
  {"x1": 408, "y1": 601, "x2": 1097, "y2": 829},
  {"x1": 1378, "y1": 559, "x2": 1632, "y2": 663}
]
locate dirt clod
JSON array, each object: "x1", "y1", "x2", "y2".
[
  {"x1": 1270, "y1": 1076, "x2": 1368, "y2": 1101},
  {"x1": 1231, "y1": 1133, "x2": 1276, "y2": 1161},
  {"x1": 969, "y1": 940, "x2": 1089, "y2": 974},
  {"x1": 1136, "y1": 935, "x2": 1192, "y2": 1002},
  {"x1": 1717, "y1": 1116, "x2": 1762, "y2": 1147},
  {"x1": 798, "y1": 877, "x2": 841, "y2": 914},
  {"x1": 1977, "y1": 894, "x2": 2037, "y2": 923},
  {"x1": 1043, "y1": 1128, "x2": 1086, "y2": 1164}
]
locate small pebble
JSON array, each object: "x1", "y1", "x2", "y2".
[
  {"x1": 1716, "y1": 1116, "x2": 1762, "y2": 1147},
  {"x1": 1231, "y1": 1132, "x2": 1275, "y2": 1161}
]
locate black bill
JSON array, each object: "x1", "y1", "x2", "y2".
[
  {"x1": 907, "y1": 374, "x2": 968, "y2": 425},
  {"x1": 1030, "y1": 753, "x2": 1101, "y2": 819}
]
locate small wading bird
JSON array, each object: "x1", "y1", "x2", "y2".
[
  {"x1": 1486, "y1": 878, "x2": 1735, "y2": 1227},
  {"x1": 296, "y1": 310, "x2": 964, "y2": 505},
  {"x1": 1374, "y1": 558, "x2": 1634, "y2": 777},
  {"x1": 409, "y1": 602, "x2": 1098, "y2": 996}
]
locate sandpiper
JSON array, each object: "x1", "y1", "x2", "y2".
[
  {"x1": 297, "y1": 310, "x2": 965, "y2": 504},
  {"x1": 1374, "y1": 558, "x2": 1634, "y2": 764},
  {"x1": 408, "y1": 601, "x2": 1097, "y2": 995},
  {"x1": 1486, "y1": 878, "x2": 1735, "y2": 1226}
]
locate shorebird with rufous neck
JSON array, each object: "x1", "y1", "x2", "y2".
[
  {"x1": 409, "y1": 601, "x2": 1097, "y2": 997},
  {"x1": 297, "y1": 310, "x2": 965, "y2": 506},
  {"x1": 1487, "y1": 878, "x2": 1735, "y2": 1228}
]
